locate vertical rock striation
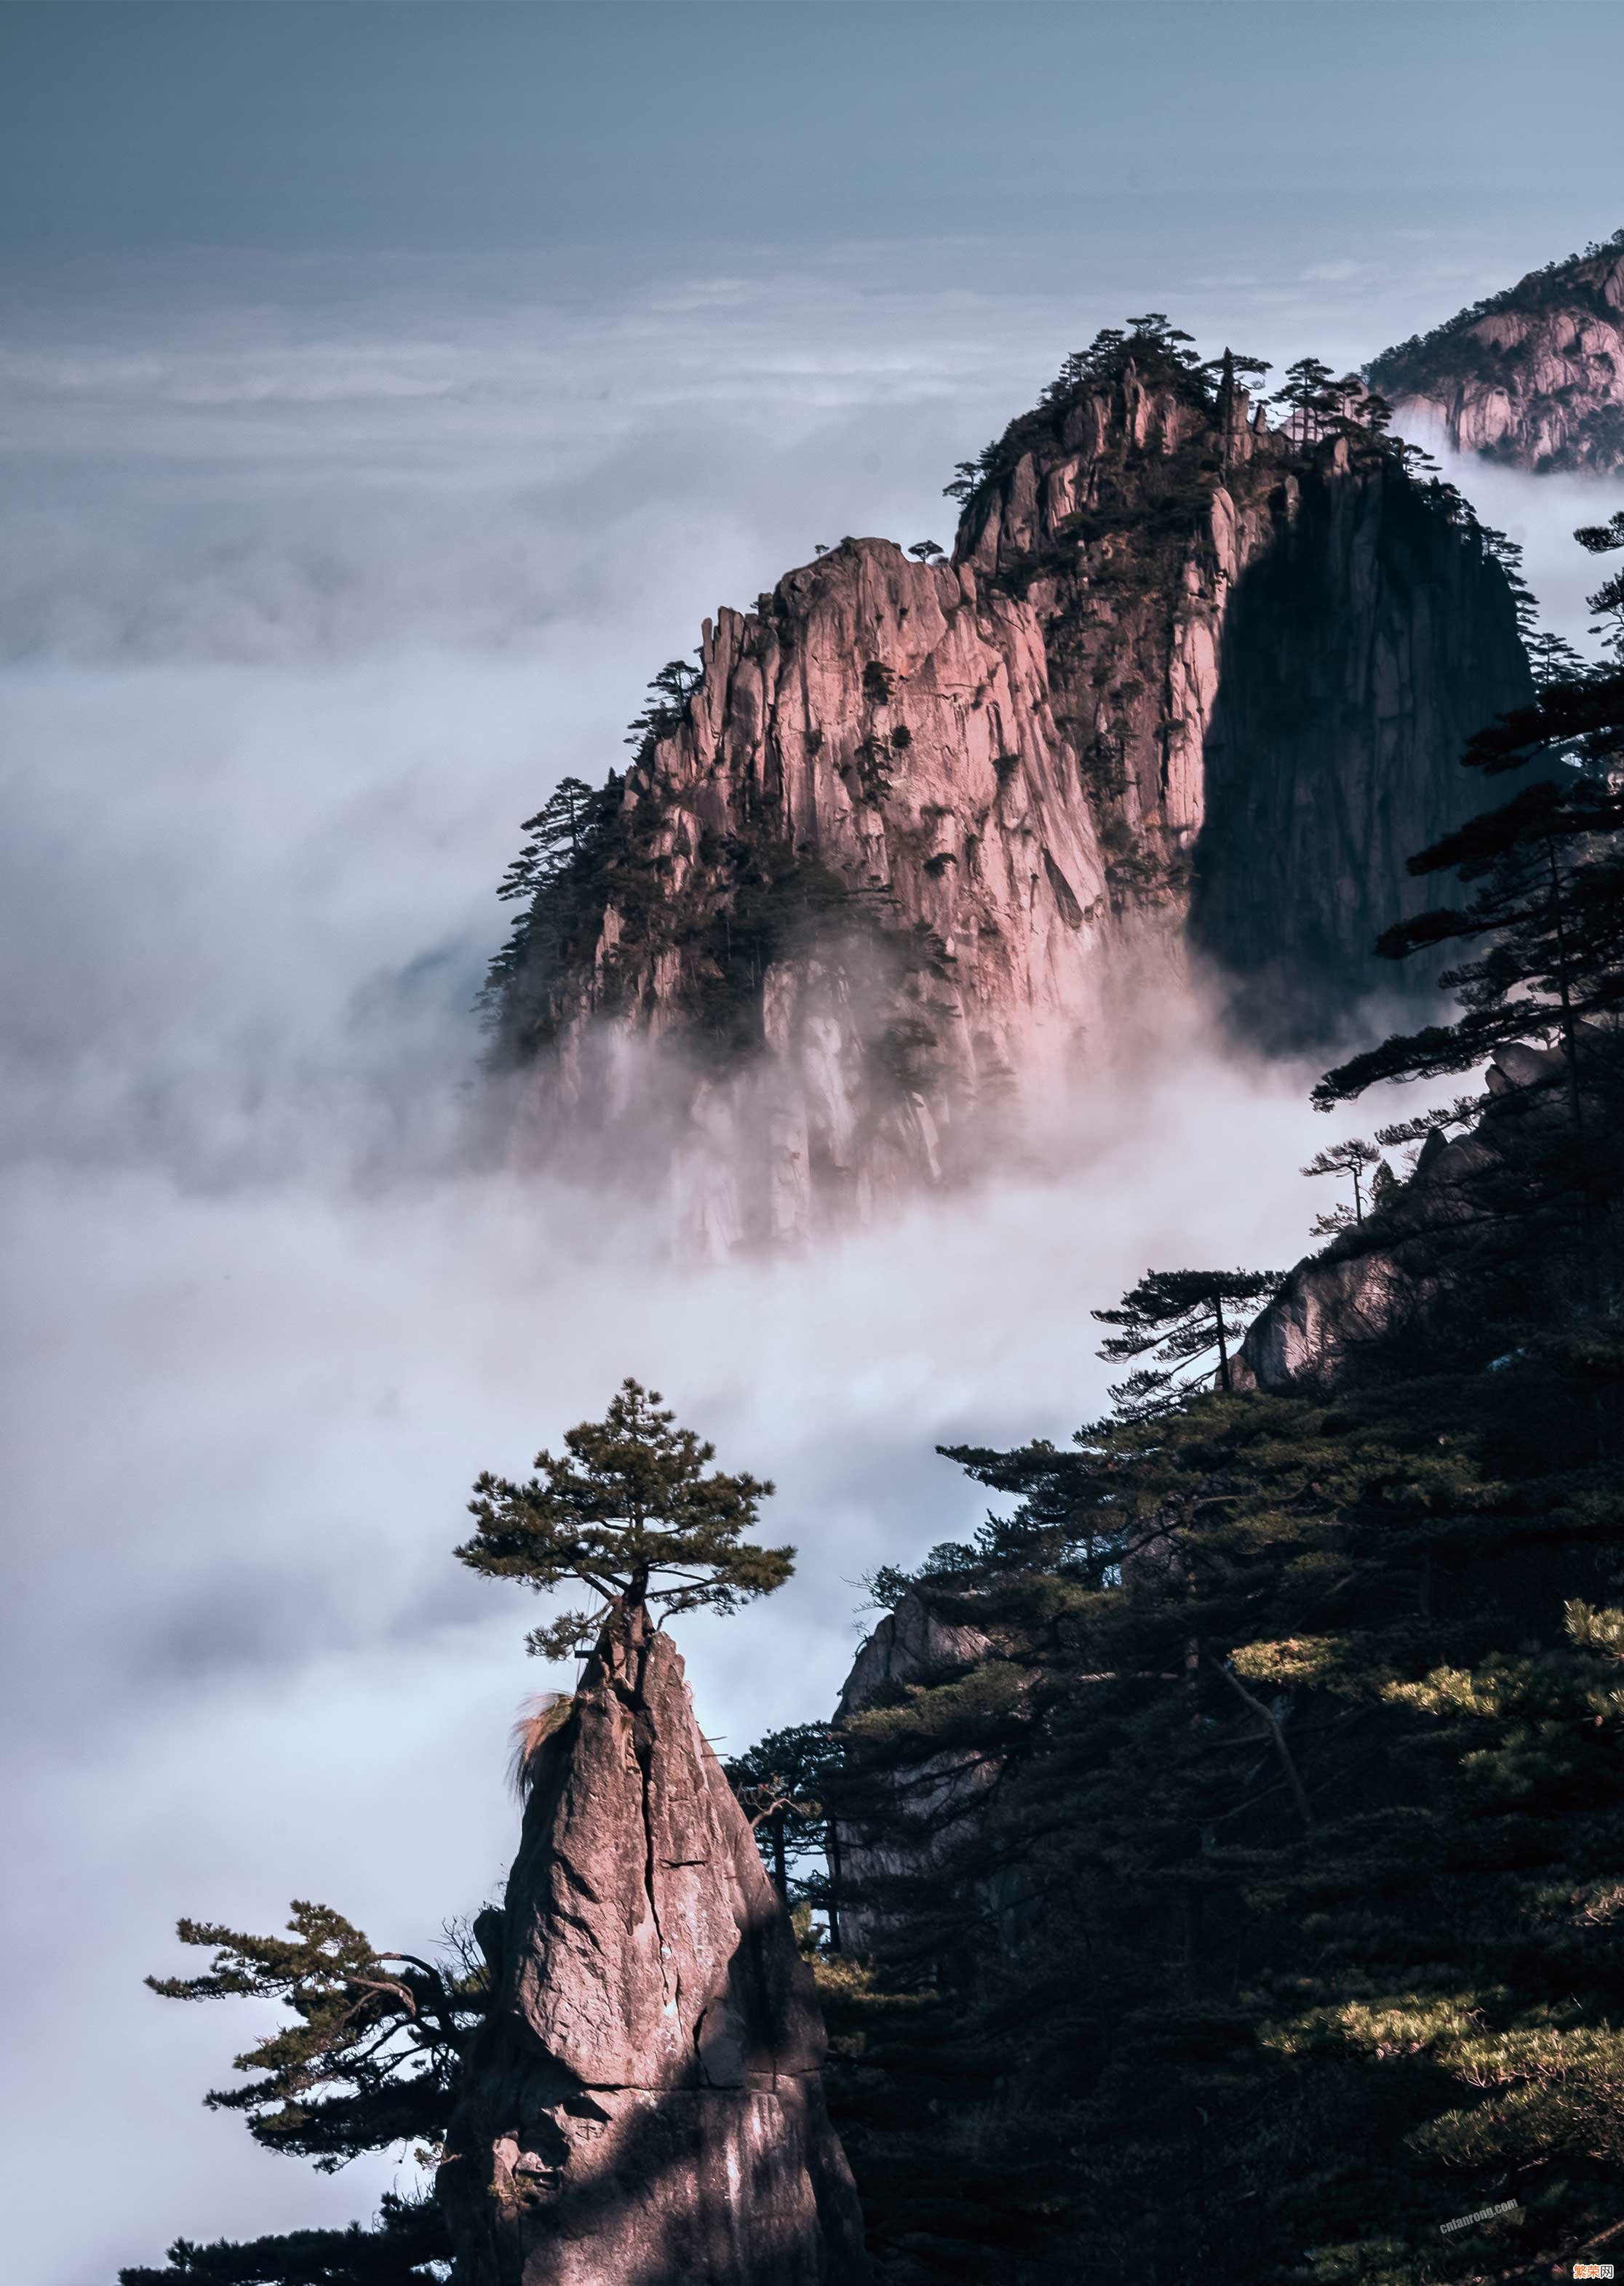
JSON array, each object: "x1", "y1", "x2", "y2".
[
  {"x1": 490, "y1": 346, "x2": 1529, "y2": 1243},
  {"x1": 1367, "y1": 232, "x2": 1624, "y2": 472},
  {"x1": 442, "y1": 1611, "x2": 869, "y2": 2286}
]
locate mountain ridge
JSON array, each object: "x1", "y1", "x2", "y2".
[
  {"x1": 485, "y1": 324, "x2": 1531, "y2": 1246},
  {"x1": 1368, "y1": 229, "x2": 1624, "y2": 471}
]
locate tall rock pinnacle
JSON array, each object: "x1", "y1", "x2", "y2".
[{"x1": 441, "y1": 1609, "x2": 869, "y2": 2286}]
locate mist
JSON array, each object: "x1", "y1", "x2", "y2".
[{"x1": 3, "y1": 242, "x2": 1612, "y2": 2284}]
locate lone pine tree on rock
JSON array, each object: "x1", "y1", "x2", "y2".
[
  {"x1": 1300, "y1": 1136, "x2": 1383, "y2": 1234},
  {"x1": 445, "y1": 1384, "x2": 869, "y2": 2286},
  {"x1": 455, "y1": 1376, "x2": 795, "y2": 1658}
]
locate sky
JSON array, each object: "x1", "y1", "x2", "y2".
[{"x1": 2, "y1": 5, "x2": 1621, "y2": 2281}]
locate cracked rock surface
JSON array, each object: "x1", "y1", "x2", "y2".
[{"x1": 442, "y1": 1610, "x2": 869, "y2": 2286}]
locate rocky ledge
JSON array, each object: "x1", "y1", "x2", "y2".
[{"x1": 1234, "y1": 1039, "x2": 1575, "y2": 1390}]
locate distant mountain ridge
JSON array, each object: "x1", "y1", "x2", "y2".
[{"x1": 1368, "y1": 230, "x2": 1624, "y2": 472}]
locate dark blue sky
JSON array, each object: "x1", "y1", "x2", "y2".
[{"x1": 4, "y1": 0, "x2": 1621, "y2": 265}]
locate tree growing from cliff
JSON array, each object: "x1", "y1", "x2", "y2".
[
  {"x1": 1200, "y1": 346, "x2": 1272, "y2": 391},
  {"x1": 1271, "y1": 354, "x2": 1340, "y2": 443},
  {"x1": 119, "y1": 1903, "x2": 484, "y2": 2283},
  {"x1": 455, "y1": 1377, "x2": 794, "y2": 1658},
  {"x1": 144, "y1": 1901, "x2": 484, "y2": 2168},
  {"x1": 494, "y1": 776, "x2": 597, "y2": 907},
  {"x1": 1091, "y1": 1267, "x2": 1282, "y2": 1405},
  {"x1": 625, "y1": 654, "x2": 704, "y2": 750},
  {"x1": 725, "y1": 1720, "x2": 845, "y2": 1913},
  {"x1": 1579, "y1": 506, "x2": 1624, "y2": 656},
  {"x1": 477, "y1": 769, "x2": 624, "y2": 1046},
  {"x1": 1300, "y1": 1136, "x2": 1382, "y2": 1232},
  {"x1": 1313, "y1": 767, "x2": 1624, "y2": 1115},
  {"x1": 1527, "y1": 628, "x2": 1588, "y2": 688},
  {"x1": 1316, "y1": 517, "x2": 1624, "y2": 1126}
]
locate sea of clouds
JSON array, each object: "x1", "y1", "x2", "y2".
[{"x1": 1, "y1": 239, "x2": 1611, "y2": 2282}]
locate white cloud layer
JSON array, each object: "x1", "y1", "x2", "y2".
[{"x1": 1, "y1": 243, "x2": 1609, "y2": 2282}]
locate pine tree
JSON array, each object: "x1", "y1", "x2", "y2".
[
  {"x1": 476, "y1": 770, "x2": 623, "y2": 1047},
  {"x1": 724, "y1": 1721, "x2": 844, "y2": 1916},
  {"x1": 494, "y1": 776, "x2": 597, "y2": 907},
  {"x1": 1272, "y1": 354, "x2": 1340, "y2": 443},
  {"x1": 454, "y1": 1377, "x2": 793, "y2": 1658},
  {"x1": 119, "y1": 1905, "x2": 482, "y2": 2283},
  {"x1": 1314, "y1": 770, "x2": 1624, "y2": 1111},
  {"x1": 1300, "y1": 1136, "x2": 1383, "y2": 1232},
  {"x1": 1577, "y1": 507, "x2": 1624, "y2": 658},
  {"x1": 143, "y1": 1902, "x2": 483, "y2": 2167},
  {"x1": 1091, "y1": 1266, "x2": 1282, "y2": 1406},
  {"x1": 119, "y1": 2196, "x2": 447, "y2": 2285}
]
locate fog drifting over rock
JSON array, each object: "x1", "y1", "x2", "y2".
[{"x1": 1, "y1": 244, "x2": 1609, "y2": 2283}]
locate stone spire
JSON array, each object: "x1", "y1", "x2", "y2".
[{"x1": 441, "y1": 1607, "x2": 869, "y2": 2285}]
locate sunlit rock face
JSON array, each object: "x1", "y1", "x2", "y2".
[
  {"x1": 441, "y1": 1610, "x2": 869, "y2": 2286},
  {"x1": 493, "y1": 364, "x2": 1528, "y2": 1244},
  {"x1": 1368, "y1": 238, "x2": 1624, "y2": 473}
]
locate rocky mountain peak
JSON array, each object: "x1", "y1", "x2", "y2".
[
  {"x1": 486, "y1": 327, "x2": 1530, "y2": 1246},
  {"x1": 1367, "y1": 230, "x2": 1624, "y2": 471}
]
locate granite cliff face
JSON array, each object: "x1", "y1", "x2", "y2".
[
  {"x1": 490, "y1": 340, "x2": 1530, "y2": 1244},
  {"x1": 1368, "y1": 233, "x2": 1624, "y2": 472},
  {"x1": 442, "y1": 1610, "x2": 868, "y2": 2286}
]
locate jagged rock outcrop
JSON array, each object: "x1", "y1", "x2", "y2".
[
  {"x1": 834, "y1": 1593, "x2": 992, "y2": 1722},
  {"x1": 493, "y1": 347, "x2": 1529, "y2": 1244},
  {"x1": 829, "y1": 1592, "x2": 995, "y2": 1956},
  {"x1": 1233, "y1": 1040, "x2": 1572, "y2": 1390},
  {"x1": 442, "y1": 1610, "x2": 869, "y2": 2286},
  {"x1": 1368, "y1": 231, "x2": 1624, "y2": 472}
]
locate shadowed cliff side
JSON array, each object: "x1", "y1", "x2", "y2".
[
  {"x1": 441, "y1": 1607, "x2": 869, "y2": 2286},
  {"x1": 1190, "y1": 436, "x2": 1532, "y2": 1043},
  {"x1": 1233, "y1": 1040, "x2": 1583, "y2": 1391},
  {"x1": 829, "y1": 1591, "x2": 995, "y2": 1959}
]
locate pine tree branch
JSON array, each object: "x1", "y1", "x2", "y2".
[{"x1": 1207, "y1": 1658, "x2": 1314, "y2": 1831}]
